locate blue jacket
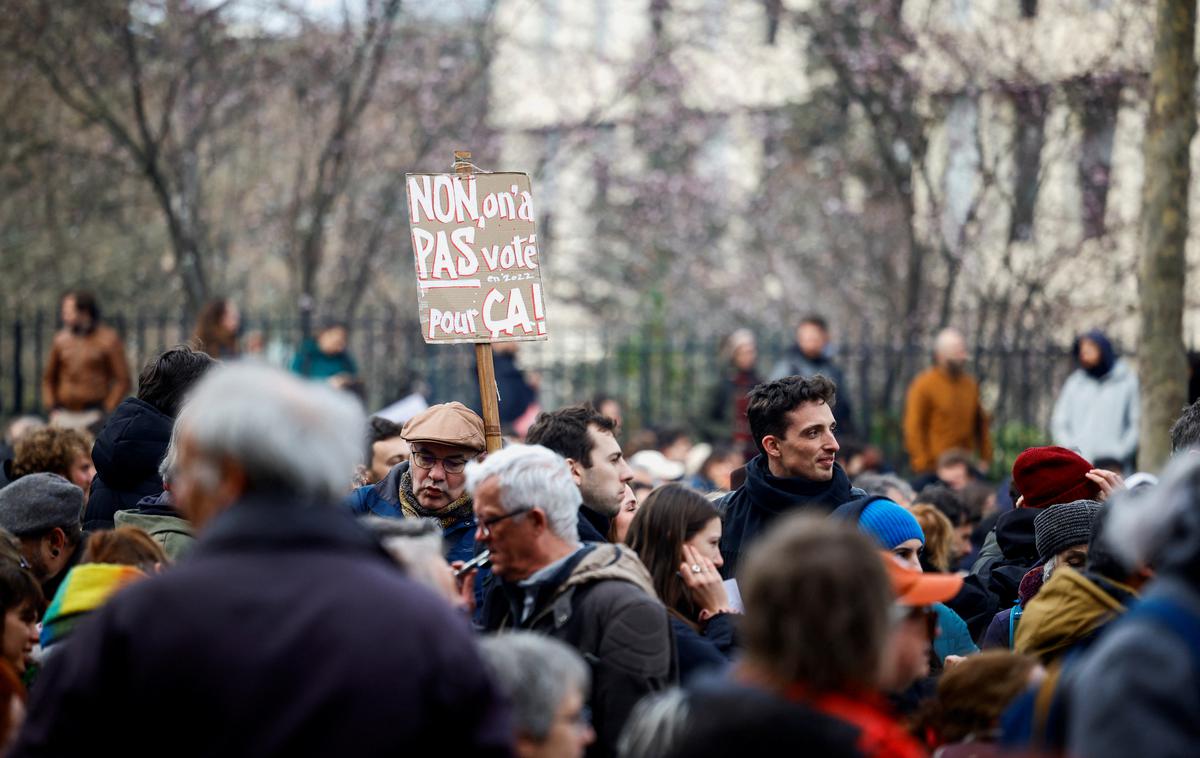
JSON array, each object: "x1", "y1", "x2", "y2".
[{"x1": 344, "y1": 462, "x2": 477, "y2": 563}]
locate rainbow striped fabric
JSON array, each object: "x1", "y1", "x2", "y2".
[{"x1": 40, "y1": 563, "x2": 146, "y2": 649}]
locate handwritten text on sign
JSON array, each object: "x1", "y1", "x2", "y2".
[{"x1": 405, "y1": 172, "x2": 548, "y2": 344}]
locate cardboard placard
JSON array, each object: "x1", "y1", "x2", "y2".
[{"x1": 405, "y1": 172, "x2": 548, "y2": 344}]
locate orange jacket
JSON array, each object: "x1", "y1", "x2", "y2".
[
  {"x1": 903, "y1": 366, "x2": 992, "y2": 473},
  {"x1": 41, "y1": 325, "x2": 131, "y2": 412}
]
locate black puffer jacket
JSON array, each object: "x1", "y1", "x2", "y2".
[{"x1": 85, "y1": 397, "x2": 172, "y2": 530}]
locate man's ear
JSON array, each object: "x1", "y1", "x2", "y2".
[
  {"x1": 761, "y1": 436, "x2": 781, "y2": 459},
  {"x1": 527, "y1": 508, "x2": 549, "y2": 533},
  {"x1": 48, "y1": 527, "x2": 67, "y2": 551},
  {"x1": 217, "y1": 456, "x2": 249, "y2": 506},
  {"x1": 565, "y1": 458, "x2": 584, "y2": 486}
]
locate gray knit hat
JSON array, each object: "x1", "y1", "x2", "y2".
[
  {"x1": 1034, "y1": 499, "x2": 1102, "y2": 561},
  {"x1": 0, "y1": 473, "x2": 84, "y2": 536}
]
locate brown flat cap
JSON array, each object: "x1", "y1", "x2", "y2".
[{"x1": 401, "y1": 402, "x2": 486, "y2": 451}]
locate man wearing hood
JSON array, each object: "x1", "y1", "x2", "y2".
[
  {"x1": 1051, "y1": 329, "x2": 1139, "y2": 471},
  {"x1": 87, "y1": 345, "x2": 215, "y2": 530},
  {"x1": 718, "y1": 375, "x2": 863, "y2": 579}
]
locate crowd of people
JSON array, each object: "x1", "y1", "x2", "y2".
[{"x1": 0, "y1": 290, "x2": 1195, "y2": 757}]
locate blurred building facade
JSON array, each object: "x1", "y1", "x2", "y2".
[{"x1": 488, "y1": 0, "x2": 1200, "y2": 345}]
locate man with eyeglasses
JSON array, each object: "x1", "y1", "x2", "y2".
[
  {"x1": 346, "y1": 401, "x2": 486, "y2": 563},
  {"x1": 469, "y1": 444, "x2": 675, "y2": 758}
]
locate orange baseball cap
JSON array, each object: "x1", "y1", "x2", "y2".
[{"x1": 882, "y1": 552, "x2": 964, "y2": 606}]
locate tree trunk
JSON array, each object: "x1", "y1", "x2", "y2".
[{"x1": 1138, "y1": 0, "x2": 1196, "y2": 471}]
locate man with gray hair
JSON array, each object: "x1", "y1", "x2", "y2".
[
  {"x1": 14, "y1": 363, "x2": 512, "y2": 757},
  {"x1": 480, "y1": 632, "x2": 595, "y2": 758},
  {"x1": 470, "y1": 444, "x2": 675, "y2": 758}
]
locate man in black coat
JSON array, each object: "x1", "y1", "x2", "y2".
[
  {"x1": 14, "y1": 363, "x2": 511, "y2": 757},
  {"x1": 85, "y1": 345, "x2": 215, "y2": 530},
  {"x1": 719, "y1": 375, "x2": 863, "y2": 578}
]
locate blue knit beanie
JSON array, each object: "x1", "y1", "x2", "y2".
[{"x1": 858, "y1": 498, "x2": 926, "y2": 550}]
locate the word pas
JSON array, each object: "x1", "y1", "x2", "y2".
[{"x1": 411, "y1": 228, "x2": 539, "y2": 281}]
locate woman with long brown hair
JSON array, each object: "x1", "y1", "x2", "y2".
[
  {"x1": 193, "y1": 299, "x2": 240, "y2": 359},
  {"x1": 624, "y1": 483, "x2": 739, "y2": 682}
]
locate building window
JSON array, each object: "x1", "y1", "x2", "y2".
[
  {"x1": 765, "y1": 0, "x2": 783, "y2": 44},
  {"x1": 1020, "y1": 0, "x2": 1037, "y2": 17},
  {"x1": 1077, "y1": 82, "x2": 1121, "y2": 240},
  {"x1": 941, "y1": 95, "x2": 980, "y2": 248},
  {"x1": 1009, "y1": 87, "x2": 1047, "y2": 242}
]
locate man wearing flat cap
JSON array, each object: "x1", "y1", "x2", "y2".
[
  {"x1": 0, "y1": 472, "x2": 88, "y2": 598},
  {"x1": 346, "y1": 401, "x2": 486, "y2": 562}
]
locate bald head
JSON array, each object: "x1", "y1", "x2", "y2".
[{"x1": 934, "y1": 328, "x2": 968, "y2": 372}]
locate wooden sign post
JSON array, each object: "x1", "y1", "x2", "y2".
[
  {"x1": 456, "y1": 151, "x2": 502, "y2": 453},
  {"x1": 405, "y1": 151, "x2": 549, "y2": 455}
]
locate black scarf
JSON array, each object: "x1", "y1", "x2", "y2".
[{"x1": 742, "y1": 454, "x2": 854, "y2": 516}]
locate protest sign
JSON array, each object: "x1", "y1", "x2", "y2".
[{"x1": 405, "y1": 170, "x2": 548, "y2": 344}]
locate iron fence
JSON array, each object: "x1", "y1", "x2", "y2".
[{"x1": 0, "y1": 308, "x2": 1075, "y2": 469}]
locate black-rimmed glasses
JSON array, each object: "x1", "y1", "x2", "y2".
[{"x1": 478, "y1": 507, "x2": 532, "y2": 537}]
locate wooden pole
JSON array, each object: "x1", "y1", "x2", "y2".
[{"x1": 456, "y1": 150, "x2": 504, "y2": 453}]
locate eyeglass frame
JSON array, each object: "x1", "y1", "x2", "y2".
[
  {"x1": 477, "y1": 507, "x2": 533, "y2": 538},
  {"x1": 409, "y1": 448, "x2": 478, "y2": 475}
]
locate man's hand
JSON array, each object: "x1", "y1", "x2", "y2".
[{"x1": 450, "y1": 561, "x2": 477, "y2": 614}]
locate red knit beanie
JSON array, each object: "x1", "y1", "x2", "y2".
[{"x1": 1011, "y1": 446, "x2": 1101, "y2": 509}]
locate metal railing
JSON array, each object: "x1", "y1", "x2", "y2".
[{"x1": 0, "y1": 308, "x2": 1074, "y2": 468}]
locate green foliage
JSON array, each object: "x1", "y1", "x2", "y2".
[{"x1": 992, "y1": 422, "x2": 1049, "y2": 478}]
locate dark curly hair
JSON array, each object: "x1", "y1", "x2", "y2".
[{"x1": 747, "y1": 375, "x2": 837, "y2": 456}]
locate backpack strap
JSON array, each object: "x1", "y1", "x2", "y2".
[{"x1": 1008, "y1": 603, "x2": 1024, "y2": 649}]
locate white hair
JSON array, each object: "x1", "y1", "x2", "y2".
[
  {"x1": 177, "y1": 361, "x2": 365, "y2": 502},
  {"x1": 465, "y1": 444, "x2": 580, "y2": 542},
  {"x1": 1106, "y1": 453, "x2": 1200, "y2": 571},
  {"x1": 479, "y1": 632, "x2": 590, "y2": 741},
  {"x1": 360, "y1": 517, "x2": 447, "y2": 587},
  {"x1": 159, "y1": 419, "x2": 182, "y2": 485}
]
